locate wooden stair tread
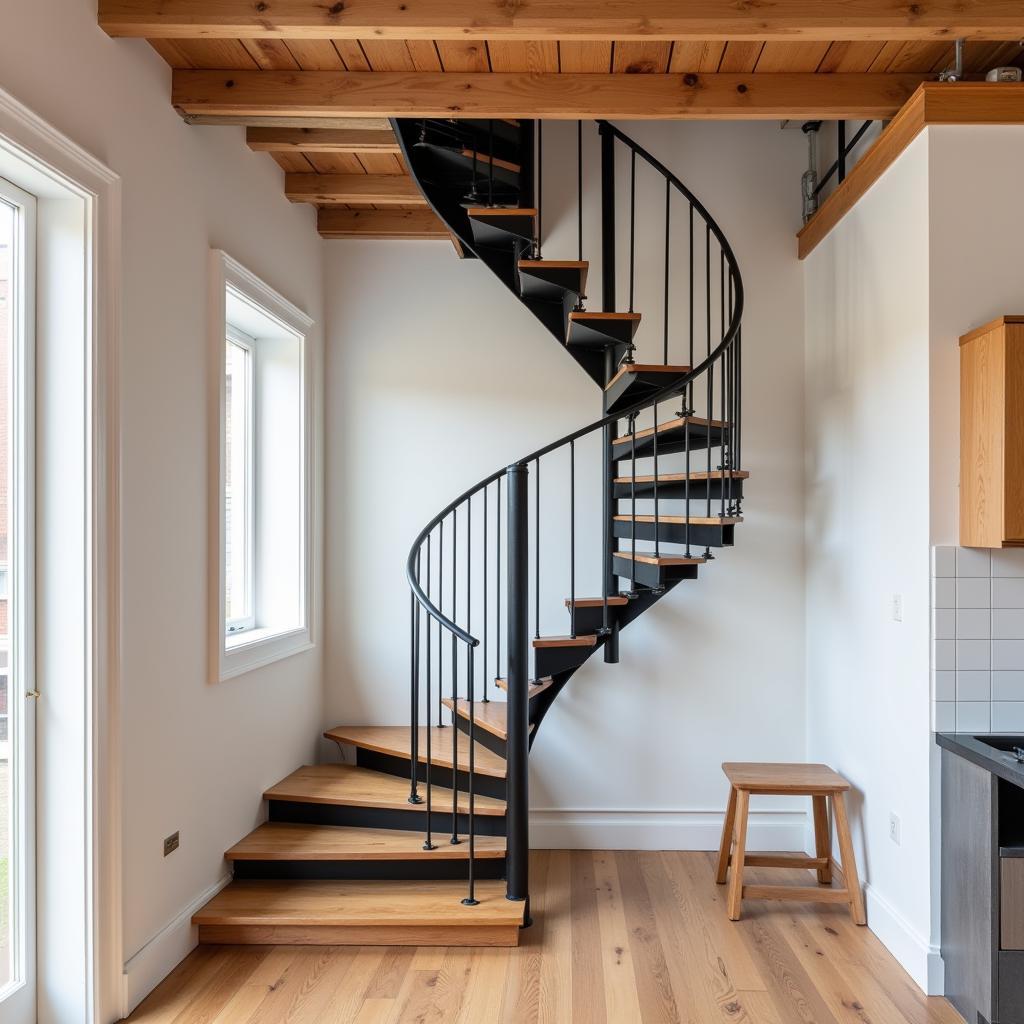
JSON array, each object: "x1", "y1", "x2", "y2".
[
  {"x1": 616, "y1": 550, "x2": 706, "y2": 566},
  {"x1": 495, "y1": 677, "x2": 554, "y2": 696},
  {"x1": 460, "y1": 149, "x2": 520, "y2": 173},
  {"x1": 226, "y1": 823, "x2": 505, "y2": 861},
  {"x1": 605, "y1": 363, "x2": 691, "y2": 391},
  {"x1": 324, "y1": 726, "x2": 507, "y2": 779},
  {"x1": 565, "y1": 596, "x2": 629, "y2": 607},
  {"x1": 615, "y1": 470, "x2": 750, "y2": 483},
  {"x1": 442, "y1": 698, "x2": 536, "y2": 741},
  {"x1": 193, "y1": 879, "x2": 524, "y2": 928},
  {"x1": 569, "y1": 311, "x2": 640, "y2": 321},
  {"x1": 614, "y1": 514, "x2": 743, "y2": 525},
  {"x1": 264, "y1": 764, "x2": 505, "y2": 816},
  {"x1": 611, "y1": 415, "x2": 728, "y2": 447},
  {"x1": 466, "y1": 207, "x2": 536, "y2": 217},
  {"x1": 532, "y1": 634, "x2": 598, "y2": 648}
]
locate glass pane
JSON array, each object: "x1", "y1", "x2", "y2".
[
  {"x1": 0, "y1": 198, "x2": 14, "y2": 990},
  {"x1": 225, "y1": 339, "x2": 252, "y2": 630}
]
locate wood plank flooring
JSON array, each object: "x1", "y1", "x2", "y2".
[{"x1": 123, "y1": 851, "x2": 963, "y2": 1024}]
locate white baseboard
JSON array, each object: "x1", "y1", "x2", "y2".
[
  {"x1": 529, "y1": 808, "x2": 807, "y2": 850},
  {"x1": 863, "y1": 882, "x2": 943, "y2": 996},
  {"x1": 121, "y1": 874, "x2": 232, "y2": 1017}
]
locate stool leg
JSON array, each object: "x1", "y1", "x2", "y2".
[
  {"x1": 832, "y1": 791, "x2": 866, "y2": 925},
  {"x1": 716, "y1": 785, "x2": 738, "y2": 885},
  {"x1": 727, "y1": 788, "x2": 749, "y2": 921},
  {"x1": 812, "y1": 795, "x2": 832, "y2": 885}
]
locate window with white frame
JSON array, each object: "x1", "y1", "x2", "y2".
[{"x1": 211, "y1": 252, "x2": 315, "y2": 681}]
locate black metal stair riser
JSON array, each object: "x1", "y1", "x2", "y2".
[
  {"x1": 268, "y1": 799, "x2": 508, "y2": 837},
  {"x1": 605, "y1": 370, "x2": 692, "y2": 415},
  {"x1": 233, "y1": 858, "x2": 507, "y2": 882},
  {"x1": 612, "y1": 423, "x2": 727, "y2": 459},
  {"x1": 534, "y1": 641, "x2": 602, "y2": 678},
  {"x1": 452, "y1": 714, "x2": 508, "y2": 759},
  {"x1": 612, "y1": 520, "x2": 736, "y2": 547},
  {"x1": 612, "y1": 478, "x2": 744, "y2": 501},
  {"x1": 612, "y1": 557, "x2": 700, "y2": 590},
  {"x1": 355, "y1": 747, "x2": 507, "y2": 802},
  {"x1": 521, "y1": 291, "x2": 576, "y2": 346},
  {"x1": 517, "y1": 265, "x2": 586, "y2": 304}
]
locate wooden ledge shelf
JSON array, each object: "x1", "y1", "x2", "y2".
[{"x1": 799, "y1": 82, "x2": 1024, "y2": 260}]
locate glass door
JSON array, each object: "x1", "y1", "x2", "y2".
[{"x1": 0, "y1": 175, "x2": 36, "y2": 1024}]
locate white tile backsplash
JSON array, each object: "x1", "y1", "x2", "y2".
[
  {"x1": 956, "y1": 578, "x2": 991, "y2": 608},
  {"x1": 993, "y1": 578, "x2": 1024, "y2": 608},
  {"x1": 957, "y1": 547, "x2": 991, "y2": 578},
  {"x1": 993, "y1": 608, "x2": 1024, "y2": 640},
  {"x1": 931, "y1": 545, "x2": 1024, "y2": 733}
]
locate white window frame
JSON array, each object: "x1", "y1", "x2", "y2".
[
  {"x1": 209, "y1": 251, "x2": 316, "y2": 682},
  {"x1": 224, "y1": 327, "x2": 255, "y2": 636}
]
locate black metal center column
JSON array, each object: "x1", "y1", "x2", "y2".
[{"x1": 505, "y1": 462, "x2": 531, "y2": 922}]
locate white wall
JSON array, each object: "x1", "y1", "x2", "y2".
[
  {"x1": 803, "y1": 134, "x2": 934, "y2": 989},
  {"x1": 0, "y1": 1, "x2": 324, "y2": 1011},
  {"x1": 323, "y1": 120, "x2": 809, "y2": 849}
]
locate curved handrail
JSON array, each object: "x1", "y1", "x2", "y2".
[{"x1": 404, "y1": 119, "x2": 744, "y2": 649}]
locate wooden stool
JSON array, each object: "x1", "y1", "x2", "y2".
[{"x1": 715, "y1": 762, "x2": 866, "y2": 925}]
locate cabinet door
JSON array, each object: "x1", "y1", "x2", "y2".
[{"x1": 1003, "y1": 859, "x2": 1024, "y2": 950}]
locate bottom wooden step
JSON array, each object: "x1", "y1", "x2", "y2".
[{"x1": 193, "y1": 878, "x2": 524, "y2": 946}]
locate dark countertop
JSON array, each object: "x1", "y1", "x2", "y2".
[{"x1": 937, "y1": 732, "x2": 1024, "y2": 790}]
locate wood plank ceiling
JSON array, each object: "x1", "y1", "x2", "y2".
[{"x1": 144, "y1": 37, "x2": 1024, "y2": 238}]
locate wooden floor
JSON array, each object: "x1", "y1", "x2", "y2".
[{"x1": 123, "y1": 851, "x2": 963, "y2": 1024}]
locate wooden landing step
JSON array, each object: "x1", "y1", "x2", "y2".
[
  {"x1": 226, "y1": 823, "x2": 505, "y2": 862},
  {"x1": 532, "y1": 634, "x2": 597, "y2": 648},
  {"x1": 325, "y1": 725, "x2": 507, "y2": 778},
  {"x1": 615, "y1": 550, "x2": 706, "y2": 566},
  {"x1": 265, "y1": 763, "x2": 505, "y2": 816},
  {"x1": 495, "y1": 676, "x2": 554, "y2": 697},
  {"x1": 441, "y1": 698, "x2": 536, "y2": 741},
  {"x1": 565, "y1": 596, "x2": 629, "y2": 608},
  {"x1": 614, "y1": 515, "x2": 743, "y2": 526},
  {"x1": 193, "y1": 878, "x2": 524, "y2": 946}
]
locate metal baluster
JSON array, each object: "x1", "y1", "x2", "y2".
[
  {"x1": 462, "y1": 645, "x2": 478, "y2": 905},
  {"x1": 705, "y1": 362, "x2": 714, "y2": 560},
  {"x1": 628, "y1": 149, "x2": 637, "y2": 314},
  {"x1": 423, "y1": 533, "x2": 435, "y2": 848},
  {"x1": 720, "y1": 249, "x2": 727, "y2": 521},
  {"x1": 438, "y1": 518, "x2": 444, "y2": 727},
  {"x1": 534, "y1": 457, "x2": 540, "y2": 640},
  {"x1": 684, "y1": 402, "x2": 692, "y2": 559},
  {"x1": 577, "y1": 119, "x2": 583, "y2": 263},
  {"x1": 466, "y1": 494, "x2": 472, "y2": 706},
  {"x1": 569, "y1": 440, "x2": 576, "y2": 638},
  {"x1": 483, "y1": 483, "x2": 489, "y2": 703},
  {"x1": 687, "y1": 203, "x2": 694, "y2": 413},
  {"x1": 653, "y1": 402, "x2": 660, "y2": 562},
  {"x1": 536, "y1": 121, "x2": 543, "y2": 258},
  {"x1": 705, "y1": 224, "x2": 713, "y2": 558},
  {"x1": 663, "y1": 179, "x2": 670, "y2": 365},
  {"x1": 496, "y1": 476, "x2": 502, "y2": 687},
  {"x1": 488, "y1": 120, "x2": 495, "y2": 207},
  {"x1": 628, "y1": 414, "x2": 638, "y2": 598},
  {"x1": 409, "y1": 563, "x2": 420, "y2": 804},
  {"x1": 726, "y1": 271, "x2": 735, "y2": 515},
  {"x1": 451, "y1": 506, "x2": 459, "y2": 844}
]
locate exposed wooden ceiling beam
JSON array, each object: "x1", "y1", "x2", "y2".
[
  {"x1": 247, "y1": 127, "x2": 401, "y2": 153},
  {"x1": 182, "y1": 115, "x2": 393, "y2": 129},
  {"x1": 285, "y1": 173, "x2": 425, "y2": 204},
  {"x1": 173, "y1": 70, "x2": 929, "y2": 121},
  {"x1": 99, "y1": 0, "x2": 1024, "y2": 41},
  {"x1": 317, "y1": 207, "x2": 448, "y2": 239}
]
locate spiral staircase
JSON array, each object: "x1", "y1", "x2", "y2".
[{"x1": 192, "y1": 118, "x2": 746, "y2": 947}]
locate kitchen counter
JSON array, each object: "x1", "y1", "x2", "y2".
[{"x1": 937, "y1": 732, "x2": 1024, "y2": 790}]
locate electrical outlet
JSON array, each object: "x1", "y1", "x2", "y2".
[
  {"x1": 889, "y1": 813, "x2": 901, "y2": 846},
  {"x1": 164, "y1": 831, "x2": 180, "y2": 857},
  {"x1": 891, "y1": 593, "x2": 903, "y2": 622}
]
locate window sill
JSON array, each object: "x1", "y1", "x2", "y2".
[{"x1": 219, "y1": 625, "x2": 313, "y2": 681}]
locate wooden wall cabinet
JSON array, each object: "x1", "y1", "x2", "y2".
[{"x1": 960, "y1": 315, "x2": 1024, "y2": 548}]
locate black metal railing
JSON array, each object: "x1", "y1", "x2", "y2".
[{"x1": 402, "y1": 118, "x2": 744, "y2": 914}]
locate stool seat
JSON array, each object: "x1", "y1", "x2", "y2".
[
  {"x1": 716, "y1": 761, "x2": 866, "y2": 926},
  {"x1": 723, "y1": 762, "x2": 851, "y2": 793}
]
